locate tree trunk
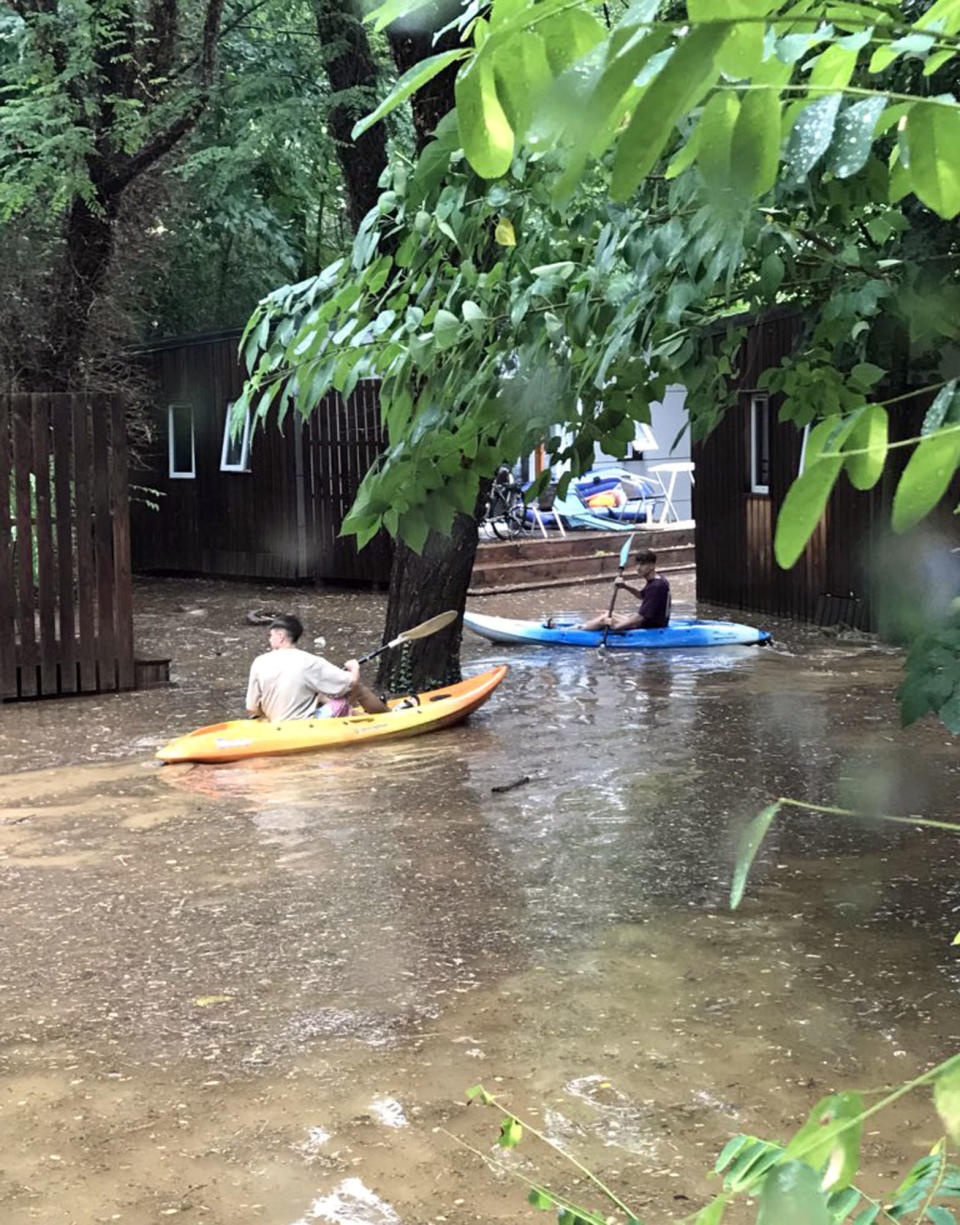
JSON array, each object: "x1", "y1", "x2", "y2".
[
  {"x1": 376, "y1": 509, "x2": 480, "y2": 693},
  {"x1": 386, "y1": 6, "x2": 463, "y2": 154},
  {"x1": 373, "y1": 9, "x2": 483, "y2": 693},
  {"x1": 313, "y1": 0, "x2": 389, "y2": 232},
  {"x1": 10, "y1": 0, "x2": 225, "y2": 392},
  {"x1": 39, "y1": 194, "x2": 118, "y2": 391}
]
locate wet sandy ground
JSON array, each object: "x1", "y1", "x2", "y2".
[{"x1": 1, "y1": 576, "x2": 958, "y2": 1224}]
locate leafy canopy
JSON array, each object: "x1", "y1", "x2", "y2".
[{"x1": 239, "y1": 0, "x2": 960, "y2": 727}]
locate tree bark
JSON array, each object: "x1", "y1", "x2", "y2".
[
  {"x1": 376, "y1": 510, "x2": 482, "y2": 692},
  {"x1": 312, "y1": 0, "x2": 388, "y2": 232},
  {"x1": 373, "y1": 7, "x2": 483, "y2": 692},
  {"x1": 42, "y1": 192, "x2": 118, "y2": 391},
  {"x1": 14, "y1": 0, "x2": 225, "y2": 392},
  {"x1": 386, "y1": 4, "x2": 463, "y2": 154}
]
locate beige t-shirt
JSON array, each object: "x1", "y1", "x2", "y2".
[{"x1": 245, "y1": 648, "x2": 354, "y2": 722}]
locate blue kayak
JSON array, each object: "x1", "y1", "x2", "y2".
[{"x1": 463, "y1": 611, "x2": 770, "y2": 649}]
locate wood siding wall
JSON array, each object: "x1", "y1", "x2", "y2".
[
  {"x1": 131, "y1": 334, "x2": 392, "y2": 585},
  {"x1": 1, "y1": 393, "x2": 134, "y2": 700},
  {"x1": 694, "y1": 312, "x2": 959, "y2": 629}
]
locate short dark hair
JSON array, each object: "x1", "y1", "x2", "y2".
[
  {"x1": 269, "y1": 614, "x2": 303, "y2": 642},
  {"x1": 636, "y1": 549, "x2": 657, "y2": 566}
]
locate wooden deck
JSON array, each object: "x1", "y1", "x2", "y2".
[{"x1": 468, "y1": 524, "x2": 695, "y2": 595}]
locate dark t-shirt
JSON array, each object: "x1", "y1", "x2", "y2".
[{"x1": 638, "y1": 574, "x2": 671, "y2": 628}]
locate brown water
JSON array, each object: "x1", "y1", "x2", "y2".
[{"x1": 0, "y1": 577, "x2": 958, "y2": 1225}]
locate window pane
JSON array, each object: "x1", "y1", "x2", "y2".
[
  {"x1": 170, "y1": 404, "x2": 194, "y2": 475},
  {"x1": 221, "y1": 403, "x2": 250, "y2": 470},
  {"x1": 757, "y1": 401, "x2": 769, "y2": 486}
]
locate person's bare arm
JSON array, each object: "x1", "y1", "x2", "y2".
[
  {"x1": 342, "y1": 659, "x2": 389, "y2": 714},
  {"x1": 615, "y1": 578, "x2": 645, "y2": 600},
  {"x1": 245, "y1": 667, "x2": 262, "y2": 716}
]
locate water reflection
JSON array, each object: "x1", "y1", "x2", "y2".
[{"x1": 1, "y1": 578, "x2": 959, "y2": 1225}]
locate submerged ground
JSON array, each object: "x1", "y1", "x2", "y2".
[{"x1": 1, "y1": 575, "x2": 958, "y2": 1225}]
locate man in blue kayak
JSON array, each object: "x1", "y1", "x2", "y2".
[{"x1": 580, "y1": 549, "x2": 672, "y2": 632}]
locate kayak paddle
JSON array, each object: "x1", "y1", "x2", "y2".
[
  {"x1": 357, "y1": 610, "x2": 458, "y2": 664},
  {"x1": 601, "y1": 533, "x2": 635, "y2": 648}
]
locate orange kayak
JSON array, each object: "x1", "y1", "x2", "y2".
[{"x1": 156, "y1": 665, "x2": 508, "y2": 764}]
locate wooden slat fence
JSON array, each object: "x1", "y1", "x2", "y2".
[
  {"x1": 303, "y1": 382, "x2": 394, "y2": 585},
  {"x1": 1, "y1": 392, "x2": 134, "y2": 701}
]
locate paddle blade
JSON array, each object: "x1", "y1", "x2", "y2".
[
  {"x1": 619, "y1": 533, "x2": 636, "y2": 569},
  {"x1": 394, "y1": 609, "x2": 458, "y2": 643}
]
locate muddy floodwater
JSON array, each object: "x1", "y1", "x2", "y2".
[{"x1": 1, "y1": 576, "x2": 958, "y2": 1225}]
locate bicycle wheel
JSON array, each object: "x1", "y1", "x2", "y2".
[{"x1": 490, "y1": 513, "x2": 518, "y2": 540}]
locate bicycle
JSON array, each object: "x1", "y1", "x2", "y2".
[{"x1": 483, "y1": 466, "x2": 530, "y2": 540}]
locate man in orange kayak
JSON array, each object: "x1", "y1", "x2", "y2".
[
  {"x1": 245, "y1": 615, "x2": 387, "y2": 721},
  {"x1": 579, "y1": 549, "x2": 672, "y2": 632}
]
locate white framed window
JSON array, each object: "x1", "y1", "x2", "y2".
[
  {"x1": 750, "y1": 394, "x2": 770, "y2": 494},
  {"x1": 168, "y1": 402, "x2": 195, "y2": 479},
  {"x1": 220, "y1": 401, "x2": 252, "y2": 472}
]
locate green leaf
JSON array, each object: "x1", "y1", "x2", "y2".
[
  {"x1": 456, "y1": 52, "x2": 515, "y2": 179},
  {"x1": 530, "y1": 261, "x2": 576, "y2": 280},
  {"x1": 695, "y1": 1195, "x2": 727, "y2": 1225},
  {"x1": 730, "y1": 803, "x2": 780, "y2": 909},
  {"x1": 774, "y1": 416, "x2": 853, "y2": 567},
  {"x1": 725, "y1": 1140, "x2": 783, "y2": 1191},
  {"x1": 731, "y1": 89, "x2": 782, "y2": 197},
  {"x1": 916, "y1": 0, "x2": 960, "y2": 36},
  {"x1": 610, "y1": 25, "x2": 731, "y2": 201},
  {"x1": 922, "y1": 379, "x2": 959, "y2": 434},
  {"x1": 365, "y1": 0, "x2": 443, "y2": 34},
  {"x1": 697, "y1": 92, "x2": 740, "y2": 192},
  {"x1": 828, "y1": 96, "x2": 888, "y2": 179},
  {"x1": 756, "y1": 1161, "x2": 831, "y2": 1225},
  {"x1": 923, "y1": 48, "x2": 957, "y2": 76},
  {"x1": 717, "y1": 21, "x2": 765, "y2": 78},
  {"x1": 891, "y1": 421, "x2": 960, "y2": 533},
  {"x1": 492, "y1": 32, "x2": 552, "y2": 140},
  {"x1": 550, "y1": 27, "x2": 671, "y2": 197},
  {"x1": 715, "y1": 1134, "x2": 751, "y2": 1173},
  {"x1": 809, "y1": 44, "x2": 859, "y2": 90},
  {"x1": 398, "y1": 509, "x2": 429, "y2": 554},
  {"x1": 688, "y1": 0, "x2": 775, "y2": 15},
  {"x1": 851, "y1": 1207, "x2": 880, "y2": 1225},
  {"x1": 687, "y1": 0, "x2": 775, "y2": 77},
  {"x1": 665, "y1": 124, "x2": 703, "y2": 180},
  {"x1": 925, "y1": 1207, "x2": 956, "y2": 1225},
  {"x1": 539, "y1": 6, "x2": 605, "y2": 76},
  {"x1": 906, "y1": 101, "x2": 960, "y2": 219},
  {"x1": 352, "y1": 49, "x2": 469, "y2": 140},
  {"x1": 843, "y1": 404, "x2": 888, "y2": 490},
  {"x1": 784, "y1": 93, "x2": 843, "y2": 177},
  {"x1": 774, "y1": 458, "x2": 841, "y2": 566},
  {"x1": 934, "y1": 1061, "x2": 960, "y2": 1142},
  {"x1": 826, "y1": 1187, "x2": 861, "y2": 1220},
  {"x1": 784, "y1": 1093, "x2": 863, "y2": 1191},
  {"x1": 498, "y1": 1116, "x2": 523, "y2": 1148},
  {"x1": 527, "y1": 1187, "x2": 553, "y2": 1209},
  {"x1": 466, "y1": 1083, "x2": 494, "y2": 1104},
  {"x1": 433, "y1": 309, "x2": 461, "y2": 349},
  {"x1": 760, "y1": 252, "x2": 784, "y2": 297},
  {"x1": 462, "y1": 299, "x2": 486, "y2": 325},
  {"x1": 850, "y1": 363, "x2": 885, "y2": 390}
]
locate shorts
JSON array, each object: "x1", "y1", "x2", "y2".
[{"x1": 313, "y1": 697, "x2": 353, "y2": 719}]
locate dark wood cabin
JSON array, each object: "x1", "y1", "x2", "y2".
[
  {"x1": 131, "y1": 331, "x2": 392, "y2": 586},
  {"x1": 694, "y1": 312, "x2": 960, "y2": 630}
]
